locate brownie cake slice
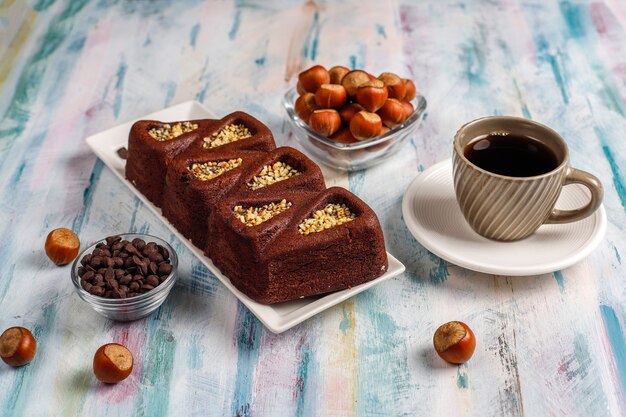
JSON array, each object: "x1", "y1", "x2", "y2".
[
  {"x1": 125, "y1": 118, "x2": 217, "y2": 207},
  {"x1": 208, "y1": 187, "x2": 388, "y2": 304},
  {"x1": 161, "y1": 149, "x2": 265, "y2": 249},
  {"x1": 207, "y1": 192, "x2": 320, "y2": 302}
]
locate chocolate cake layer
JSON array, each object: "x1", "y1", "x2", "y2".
[
  {"x1": 207, "y1": 187, "x2": 387, "y2": 304},
  {"x1": 207, "y1": 192, "x2": 319, "y2": 302}
]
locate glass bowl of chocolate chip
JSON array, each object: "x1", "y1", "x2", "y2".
[{"x1": 70, "y1": 234, "x2": 178, "y2": 321}]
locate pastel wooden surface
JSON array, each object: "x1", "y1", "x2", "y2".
[{"x1": 0, "y1": 0, "x2": 625, "y2": 416}]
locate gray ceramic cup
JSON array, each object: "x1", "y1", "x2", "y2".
[{"x1": 453, "y1": 116, "x2": 603, "y2": 241}]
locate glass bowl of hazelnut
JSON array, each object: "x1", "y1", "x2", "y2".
[
  {"x1": 283, "y1": 66, "x2": 427, "y2": 171},
  {"x1": 70, "y1": 234, "x2": 178, "y2": 321}
]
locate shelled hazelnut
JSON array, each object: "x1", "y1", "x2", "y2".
[
  {"x1": 93, "y1": 343, "x2": 134, "y2": 383},
  {"x1": 433, "y1": 321, "x2": 476, "y2": 364},
  {"x1": 294, "y1": 93, "x2": 318, "y2": 124},
  {"x1": 45, "y1": 228, "x2": 80, "y2": 266},
  {"x1": 378, "y1": 72, "x2": 406, "y2": 100},
  {"x1": 338, "y1": 103, "x2": 363, "y2": 124},
  {"x1": 0, "y1": 327, "x2": 37, "y2": 367},
  {"x1": 309, "y1": 109, "x2": 341, "y2": 137},
  {"x1": 294, "y1": 64, "x2": 418, "y2": 146},
  {"x1": 315, "y1": 84, "x2": 347, "y2": 109},
  {"x1": 328, "y1": 65, "x2": 350, "y2": 85},
  {"x1": 341, "y1": 70, "x2": 371, "y2": 97},
  {"x1": 350, "y1": 111, "x2": 382, "y2": 140},
  {"x1": 298, "y1": 65, "x2": 330, "y2": 93},
  {"x1": 355, "y1": 80, "x2": 388, "y2": 112},
  {"x1": 377, "y1": 98, "x2": 407, "y2": 128}
]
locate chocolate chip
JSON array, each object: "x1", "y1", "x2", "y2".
[
  {"x1": 119, "y1": 275, "x2": 132, "y2": 285},
  {"x1": 78, "y1": 266, "x2": 87, "y2": 276},
  {"x1": 80, "y1": 254, "x2": 92, "y2": 266},
  {"x1": 90, "y1": 256, "x2": 103, "y2": 268},
  {"x1": 146, "y1": 275, "x2": 159, "y2": 287},
  {"x1": 129, "y1": 282, "x2": 140, "y2": 291},
  {"x1": 106, "y1": 235, "x2": 122, "y2": 245},
  {"x1": 83, "y1": 270, "x2": 95, "y2": 281},
  {"x1": 157, "y1": 263, "x2": 172, "y2": 276},
  {"x1": 149, "y1": 262, "x2": 158, "y2": 275},
  {"x1": 141, "y1": 284, "x2": 154, "y2": 291},
  {"x1": 117, "y1": 147, "x2": 128, "y2": 160},
  {"x1": 149, "y1": 252, "x2": 163, "y2": 263},
  {"x1": 89, "y1": 286, "x2": 105, "y2": 296},
  {"x1": 82, "y1": 281, "x2": 92, "y2": 291},
  {"x1": 159, "y1": 245, "x2": 170, "y2": 260},
  {"x1": 131, "y1": 238, "x2": 146, "y2": 251}
]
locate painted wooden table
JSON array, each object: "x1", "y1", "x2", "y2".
[{"x1": 1, "y1": 1, "x2": 625, "y2": 416}]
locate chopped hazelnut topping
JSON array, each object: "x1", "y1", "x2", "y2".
[
  {"x1": 233, "y1": 200, "x2": 292, "y2": 227},
  {"x1": 247, "y1": 161, "x2": 301, "y2": 190},
  {"x1": 188, "y1": 158, "x2": 243, "y2": 181},
  {"x1": 203, "y1": 124, "x2": 251, "y2": 149},
  {"x1": 298, "y1": 203, "x2": 356, "y2": 235},
  {"x1": 148, "y1": 121, "x2": 198, "y2": 141}
]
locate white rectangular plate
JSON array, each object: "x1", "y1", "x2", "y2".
[{"x1": 85, "y1": 100, "x2": 405, "y2": 333}]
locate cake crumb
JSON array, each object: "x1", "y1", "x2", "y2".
[
  {"x1": 188, "y1": 158, "x2": 243, "y2": 181},
  {"x1": 298, "y1": 204, "x2": 356, "y2": 235},
  {"x1": 233, "y1": 200, "x2": 292, "y2": 226},
  {"x1": 148, "y1": 121, "x2": 198, "y2": 141},
  {"x1": 203, "y1": 124, "x2": 251, "y2": 149},
  {"x1": 247, "y1": 161, "x2": 301, "y2": 190}
]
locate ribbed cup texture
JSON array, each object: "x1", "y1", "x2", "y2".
[{"x1": 453, "y1": 152, "x2": 567, "y2": 241}]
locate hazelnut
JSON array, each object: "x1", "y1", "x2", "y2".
[
  {"x1": 433, "y1": 321, "x2": 476, "y2": 364},
  {"x1": 403, "y1": 79, "x2": 417, "y2": 101},
  {"x1": 338, "y1": 103, "x2": 363, "y2": 124},
  {"x1": 350, "y1": 111, "x2": 383, "y2": 140},
  {"x1": 330, "y1": 127, "x2": 359, "y2": 145},
  {"x1": 341, "y1": 70, "x2": 371, "y2": 97},
  {"x1": 377, "y1": 98, "x2": 406, "y2": 128},
  {"x1": 296, "y1": 81, "x2": 307, "y2": 96},
  {"x1": 294, "y1": 92, "x2": 318, "y2": 124},
  {"x1": 378, "y1": 72, "x2": 406, "y2": 100},
  {"x1": 45, "y1": 228, "x2": 80, "y2": 266},
  {"x1": 298, "y1": 65, "x2": 330, "y2": 93},
  {"x1": 309, "y1": 109, "x2": 341, "y2": 137},
  {"x1": 315, "y1": 84, "x2": 347, "y2": 109},
  {"x1": 328, "y1": 65, "x2": 350, "y2": 85},
  {"x1": 0, "y1": 327, "x2": 37, "y2": 367},
  {"x1": 93, "y1": 343, "x2": 134, "y2": 383},
  {"x1": 401, "y1": 100, "x2": 415, "y2": 120},
  {"x1": 355, "y1": 79, "x2": 388, "y2": 112}
]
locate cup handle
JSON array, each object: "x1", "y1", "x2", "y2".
[{"x1": 545, "y1": 167, "x2": 604, "y2": 224}]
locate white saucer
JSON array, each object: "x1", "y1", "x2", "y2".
[{"x1": 401, "y1": 159, "x2": 607, "y2": 276}]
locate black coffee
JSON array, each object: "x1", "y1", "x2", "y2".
[{"x1": 463, "y1": 133, "x2": 559, "y2": 177}]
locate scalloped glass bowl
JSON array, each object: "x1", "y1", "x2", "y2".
[
  {"x1": 70, "y1": 233, "x2": 179, "y2": 321},
  {"x1": 283, "y1": 87, "x2": 427, "y2": 171}
]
